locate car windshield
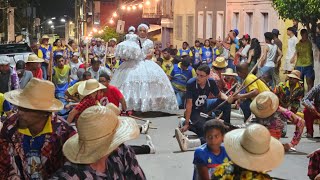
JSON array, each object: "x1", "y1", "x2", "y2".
[{"x1": 0, "y1": 43, "x2": 32, "y2": 54}]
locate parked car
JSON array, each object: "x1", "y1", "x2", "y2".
[{"x1": 0, "y1": 43, "x2": 33, "y2": 67}]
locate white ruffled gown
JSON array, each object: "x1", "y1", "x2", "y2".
[{"x1": 111, "y1": 34, "x2": 178, "y2": 112}]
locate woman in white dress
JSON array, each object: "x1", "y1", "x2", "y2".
[{"x1": 111, "y1": 24, "x2": 178, "y2": 112}]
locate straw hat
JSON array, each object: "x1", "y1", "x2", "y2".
[
  {"x1": 250, "y1": 91, "x2": 279, "y2": 119},
  {"x1": 212, "y1": 57, "x2": 228, "y2": 68},
  {"x1": 0, "y1": 56, "x2": 10, "y2": 65},
  {"x1": 287, "y1": 70, "x2": 301, "y2": 80},
  {"x1": 27, "y1": 54, "x2": 44, "y2": 63},
  {"x1": 109, "y1": 38, "x2": 117, "y2": 43},
  {"x1": 63, "y1": 105, "x2": 140, "y2": 164},
  {"x1": 4, "y1": 78, "x2": 63, "y2": 112},
  {"x1": 78, "y1": 79, "x2": 106, "y2": 97},
  {"x1": 106, "y1": 54, "x2": 115, "y2": 59},
  {"x1": 42, "y1": 35, "x2": 49, "y2": 39},
  {"x1": 224, "y1": 124, "x2": 284, "y2": 172},
  {"x1": 222, "y1": 68, "x2": 238, "y2": 76}
]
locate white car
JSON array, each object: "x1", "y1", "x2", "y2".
[{"x1": 0, "y1": 43, "x2": 33, "y2": 67}]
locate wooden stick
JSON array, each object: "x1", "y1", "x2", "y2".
[
  {"x1": 128, "y1": 115, "x2": 152, "y2": 123},
  {"x1": 207, "y1": 75, "x2": 263, "y2": 116},
  {"x1": 225, "y1": 83, "x2": 238, "y2": 95}
]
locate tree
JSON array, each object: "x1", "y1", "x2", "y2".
[
  {"x1": 272, "y1": 0, "x2": 320, "y2": 37},
  {"x1": 94, "y1": 26, "x2": 124, "y2": 43}
]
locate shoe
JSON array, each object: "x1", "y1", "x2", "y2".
[
  {"x1": 306, "y1": 133, "x2": 313, "y2": 138},
  {"x1": 140, "y1": 120, "x2": 150, "y2": 134},
  {"x1": 146, "y1": 135, "x2": 156, "y2": 154},
  {"x1": 175, "y1": 128, "x2": 188, "y2": 152}
]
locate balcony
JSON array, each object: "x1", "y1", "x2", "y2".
[{"x1": 142, "y1": 0, "x2": 173, "y2": 19}]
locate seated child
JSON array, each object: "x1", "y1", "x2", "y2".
[
  {"x1": 221, "y1": 68, "x2": 238, "y2": 95},
  {"x1": 193, "y1": 120, "x2": 230, "y2": 180}
]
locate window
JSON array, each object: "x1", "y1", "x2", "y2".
[
  {"x1": 261, "y1": 12, "x2": 269, "y2": 40},
  {"x1": 232, "y1": 12, "x2": 239, "y2": 29},
  {"x1": 198, "y1": 11, "x2": 204, "y2": 39},
  {"x1": 175, "y1": 15, "x2": 183, "y2": 40},
  {"x1": 187, "y1": 16, "x2": 194, "y2": 45},
  {"x1": 206, "y1": 11, "x2": 213, "y2": 39},
  {"x1": 216, "y1": 11, "x2": 224, "y2": 40},
  {"x1": 245, "y1": 12, "x2": 253, "y2": 36}
]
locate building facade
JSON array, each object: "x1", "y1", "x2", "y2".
[
  {"x1": 195, "y1": 0, "x2": 227, "y2": 42},
  {"x1": 173, "y1": 0, "x2": 196, "y2": 47}
]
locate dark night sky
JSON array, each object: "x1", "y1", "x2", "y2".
[{"x1": 39, "y1": 0, "x2": 74, "y2": 19}]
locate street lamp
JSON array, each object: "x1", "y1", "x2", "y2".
[
  {"x1": 60, "y1": 18, "x2": 66, "y2": 23},
  {"x1": 51, "y1": 17, "x2": 56, "y2": 20},
  {"x1": 50, "y1": 25, "x2": 54, "y2": 29},
  {"x1": 48, "y1": 20, "x2": 53, "y2": 24}
]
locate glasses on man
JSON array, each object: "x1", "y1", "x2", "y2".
[{"x1": 196, "y1": 73, "x2": 207, "y2": 78}]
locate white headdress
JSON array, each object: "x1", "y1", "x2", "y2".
[
  {"x1": 138, "y1": 23, "x2": 149, "y2": 31},
  {"x1": 128, "y1": 26, "x2": 136, "y2": 32}
]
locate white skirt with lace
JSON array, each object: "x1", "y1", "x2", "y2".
[{"x1": 110, "y1": 59, "x2": 179, "y2": 112}]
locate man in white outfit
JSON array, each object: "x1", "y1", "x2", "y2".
[{"x1": 284, "y1": 27, "x2": 299, "y2": 74}]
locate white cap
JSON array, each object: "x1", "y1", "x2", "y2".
[{"x1": 0, "y1": 56, "x2": 11, "y2": 65}]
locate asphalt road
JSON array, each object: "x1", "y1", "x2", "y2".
[{"x1": 127, "y1": 110, "x2": 319, "y2": 180}]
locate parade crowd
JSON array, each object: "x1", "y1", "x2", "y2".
[{"x1": 0, "y1": 22, "x2": 320, "y2": 179}]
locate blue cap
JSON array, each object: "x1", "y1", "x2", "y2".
[{"x1": 233, "y1": 29, "x2": 239, "y2": 36}]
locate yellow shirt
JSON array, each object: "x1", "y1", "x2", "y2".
[
  {"x1": 18, "y1": 116, "x2": 53, "y2": 137},
  {"x1": 162, "y1": 57, "x2": 174, "y2": 75},
  {"x1": 0, "y1": 93, "x2": 5, "y2": 113},
  {"x1": 244, "y1": 74, "x2": 270, "y2": 95}
]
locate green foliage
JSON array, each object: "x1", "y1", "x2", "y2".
[
  {"x1": 93, "y1": 26, "x2": 124, "y2": 42},
  {"x1": 272, "y1": 0, "x2": 320, "y2": 28}
]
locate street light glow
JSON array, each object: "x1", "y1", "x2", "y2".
[
  {"x1": 60, "y1": 18, "x2": 66, "y2": 23},
  {"x1": 51, "y1": 17, "x2": 56, "y2": 20},
  {"x1": 113, "y1": 12, "x2": 117, "y2": 17},
  {"x1": 127, "y1": 6, "x2": 131, "y2": 11},
  {"x1": 132, "y1": 5, "x2": 137, "y2": 10},
  {"x1": 146, "y1": 1, "x2": 151, "y2": 5},
  {"x1": 48, "y1": 20, "x2": 53, "y2": 24},
  {"x1": 50, "y1": 25, "x2": 54, "y2": 28},
  {"x1": 109, "y1": 19, "x2": 114, "y2": 24},
  {"x1": 69, "y1": 21, "x2": 73, "y2": 25},
  {"x1": 93, "y1": 28, "x2": 98, "y2": 33},
  {"x1": 138, "y1": 4, "x2": 143, "y2": 9},
  {"x1": 121, "y1": 5, "x2": 126, "y2": 10}
]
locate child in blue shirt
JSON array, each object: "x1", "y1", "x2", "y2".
[{"x1": 193, "y1": 120, "x2": 229, "y2": 180}]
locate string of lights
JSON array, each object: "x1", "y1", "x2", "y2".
[
  {"x1": 87, "y1": 0, "x2": 159, "y2": 37},
  {"x1": 108, "y1": 0, "x2": 159, "y2": 24}
]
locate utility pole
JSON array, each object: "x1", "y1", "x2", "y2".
[{"x1": 83, "y1": 0, "x2": 87, "y2": 37}]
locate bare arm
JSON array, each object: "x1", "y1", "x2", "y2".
[
  {"x1": 246, "y1": 49, "x2": 254, "y2": 64},
  {"x1": 180, "y1": 99, "x2": 193, "y2": 132},
  {"x1": 66, "y1": 109, "x2": 79, "y2": 123},
  {"x1": 197, "y1": 165, "x2": 210, "y2": 180},
  {"x1": 259, "y1": 46, "x2": 268, "y2": 67},
  {"x1": 120, "y1": 98, "x2": 127, "y2": 111},
  {"x1": 236, "y1": 89, "x2": 259, "y2": 100}
]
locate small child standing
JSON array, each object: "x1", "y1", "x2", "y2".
[{"x1": 193, "y1": 120, "x2": 230, "y2": 180}]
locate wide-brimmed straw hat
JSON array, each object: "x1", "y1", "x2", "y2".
[
  {"x1": 42, "y1": 35, "x2": 50, "y2": 39},
  {"x1": 63, "y1": 104, "x2": 140, "y2": 164},
  {"x1": 222, "y1": 68, "x2": 238, "y2": 76},
  {"x1": 27, "y1": 54, "x2": 44, "y2": 63},
  {"x1": 78, "y1": 79, "x2": 106, "y2": 97},
  {"x1": 224, "y1": 124, "x2": 284, "y2": 172},
  {"x1": 287, "y1": 70, "x2": 301, "y2": 80},
  {"x1": 250, "y1": 91, "x2": 279, "y2": 119},
  {"x1": 212, "y1": 57, "x2": 228, "y2": 68},
  {"x1": 4, "y1": 78, "x2": 63, "y2": 112}
]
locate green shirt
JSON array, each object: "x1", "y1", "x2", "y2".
[{"x1": 296, "y1": 40, "x2": 313, "y2": 67}]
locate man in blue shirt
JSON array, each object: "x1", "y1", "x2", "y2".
[
  {"x1": 169, "y1": 57, "x2": 196, "y2": 109},
  {"x1": 175, "y1": 64, "x2": 231, "y2": 152}
]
